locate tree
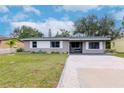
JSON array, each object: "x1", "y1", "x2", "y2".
[
  {"x1": 6, "y1": 39, "x2": 16, "y2": 48},
  {"x1": 119, "y1": 17, "x2": 124, "y2": 37},
  {"x1": 122, "y1": 17, "x2": 124, "y2": 29},
  {"x1": 55, "y1": 31, "x2": 60, "y2": 37},
  {"x1": 55, "y1": 29, "x2": 70, "y2": 37},
  {"x1": 11, "y1": 26, "x2": 43, "y2": 39},
  {"x1": 98, "y1": 15, "x2": 115, "y2": 37},
  {"x1": 74, "y1": 15, "x2": 118, "y2": 38},
  {"x1": 74, "y1": 15, "x2": 99, "y2": 36},
  {"x1": 60, "y1": 29, "x2": 70, "y2": 37}
]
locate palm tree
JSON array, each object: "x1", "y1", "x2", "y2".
[
  {"x1": 6, "y1": 39, "x2": 17, "y2": 53},
  {"x1": 6, "y1": 39, "x2": 16, "y2": 48}
]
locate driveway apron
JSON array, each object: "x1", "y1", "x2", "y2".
[{"x1": 57, "y1": 55, "x2": 124, "y2": 88}]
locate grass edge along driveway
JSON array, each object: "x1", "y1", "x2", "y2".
[
  {"x1": 112, "y1": 53, "x2": 124, "y2": 58},
  {"x1": 0, "y1": 53, "x2": 68, "y2": 88}
]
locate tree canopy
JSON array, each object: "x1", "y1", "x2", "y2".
[
  {"x1": 11, "y1": 26, "x2": 43, "y2": 39},
  {"x1": 55, "y1": 29, "x2": 70, "y2": 37},
  {"x1": 74, "y1": 15, "x2": 119, "y2": 38},
  {"x1": 119, "y1": 17, "x2": 124, "y2": 37}
]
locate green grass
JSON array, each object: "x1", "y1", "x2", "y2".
[
  {"x1": 0, "y1": 53, "x2": 68, "y2": 88},
  {"x1": 112, "y1": 53, "x2": 124, "y2": 58}
]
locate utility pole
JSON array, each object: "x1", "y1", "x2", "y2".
[{"x1": 48, "y1": 29, "x2": 52, "y2": 37}]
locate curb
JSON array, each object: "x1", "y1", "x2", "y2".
[{"x1": 57, "y1": 57, "x2": 69, "y2": 88}]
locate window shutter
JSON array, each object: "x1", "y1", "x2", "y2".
[
  {"x1": 100, "y1": 42, "x2": 103, "y2": 49},
  {"x1": 86, "y1": 42, "x2": 89, "y2": 50}
]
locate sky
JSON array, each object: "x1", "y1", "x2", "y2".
[{"x1": 0, "y1": 5, "x2": 124, "y2": 37}]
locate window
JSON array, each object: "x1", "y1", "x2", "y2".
[
  {"x1": 71, "y1": 42, "x2": 81, "y2": 48},
  {"x1": 51, "y1": 41, "x2": 60, "y2": 48},
  {"x1": 89, "y1": 42, "x2": 99, "y2": 49},
  {"x1": 32, "y1": 41, "x2": 37, "y2": 48}
]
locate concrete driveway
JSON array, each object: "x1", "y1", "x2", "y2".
[{"x1": 57, "y1": 55, "x2": 124, "y2": 88}]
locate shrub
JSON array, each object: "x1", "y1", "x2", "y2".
[
  {"x1": 31, "y1": 51, "x2": 36, "y2": 54},
  {"x1": 105, "y1": 49, "x2": 116, "y2": 53},
  {"x1": 37, "y1": 50, "x2": 47, "y2": 54},
  {"x1": 16, "y1": 48, "x2": 24, "y2": 52},
  {"x1": 106, "y1": 41, "x2": 111, "y2": 49},
  {"x1": 51, "y1": 52, "x2": 60, "y2": 54},
  {"x1": 62, "y1": 52, "x2": 68, "y2": 54},
  {"x1": 31, "y1": 50, "x2": 47, "y2": 54}
]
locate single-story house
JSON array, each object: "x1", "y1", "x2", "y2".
[
  {"x1": 22, "y1": 36, "x2": 111, "y2": 54},
  {"x1": 0, "y1": 35, "x2": 24, "y2": 49},
  {"x1": 111, "y1": 37, "x2": 124, "y2": 52}
]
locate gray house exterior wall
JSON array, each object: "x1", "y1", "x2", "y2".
[
  {"x1": 24, "y1": 40, "x2": 69, "y2": 53},
  {"x1": 22, "y1": 37, "x2": 110, "y2": 54},
  {"x1": 24, "y1": 41, "x2": 30, "y2": 49},
  {"x1": 82, "y1": 41, "x2": 106, "y2": 54},
  {"x1": 23, "y1": 40, "x2": 106, "y2": 54}
]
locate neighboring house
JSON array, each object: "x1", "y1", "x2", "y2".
[
  {"x1": 111, "y1": 37, "x2": 124, "y2": 52},
  {"x1": 22, "y1": 36, "x2": 110, "y2": 54},
  {"x1": 0, "y1": 36, "x2": 24, "y2": 49}
]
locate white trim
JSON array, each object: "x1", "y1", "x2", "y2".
[
  {"x1": 86, "y1": 42, "x2": 89, "y2": 50},
  {"x1": 60, "y1": 41, "x2": 63, "y2": 48},
  {"x1": 86, "y1": 47, "x2": 101, "y2": 50},
  {"x1": 100, "y1": 42, "x2": 103, "y2": 49},
  {"x1": 86, "y1": 41, "x2": 103, "y2": 50},
  {"x1": 29, "y1": 41, "x2": 32, "y2": 48}
]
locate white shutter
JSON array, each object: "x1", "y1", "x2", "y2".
[
  {"x1": 100, "y1": 42, "x2": 103, "y2": 49},
  {"x1": 30, "y1": 41, "x2": 32, "y2": 48},
  {"x1": 60, "y1": 41, "x2": 63, "y2": 48},
  {"x1": 86, "y1": 42, "x2": 89, "y2": 50}
]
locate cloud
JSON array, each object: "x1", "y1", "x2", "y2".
[
  {"x1": 55, "y1": 5, "x2": 102, "y2": 12},
  {"x1": 0, "y1": 6, "x2": 9, "y2": 13},
  {"x1": 23, "y1": 6, "x2": 41, "y2": 15},
  {"x1": 0, "y1": 15, "x2": 10, "y2": 22},
  {"x1": 11, "y1": 18, "x2": 74, "y2": 36},
  {"x1": 0, "y1": 6, "x2": 41, "y2": 23},
  {"x1": 112, "y1": 9, "x2": 124, "y2": 20},
  {"x1": 61, "y1": 15, "x2": 70, "y2": 21},
  {"x1": 12, "y1": 12, "x2": 28, "y2": 21},
  {"x1": 0, "y1": 12, "x2": 28, "y2": 23}
]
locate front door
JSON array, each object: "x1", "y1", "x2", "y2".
[{"x1": 70, "y1": 42, "x2": 82, "y2": 54}]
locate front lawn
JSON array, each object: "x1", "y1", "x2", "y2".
[
  {"x1": 112, "y1": 53, "x2": 124, "y2": 58},
  {"x1": 0, "y1": 53, "x2": 67, "y2": 88}
]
